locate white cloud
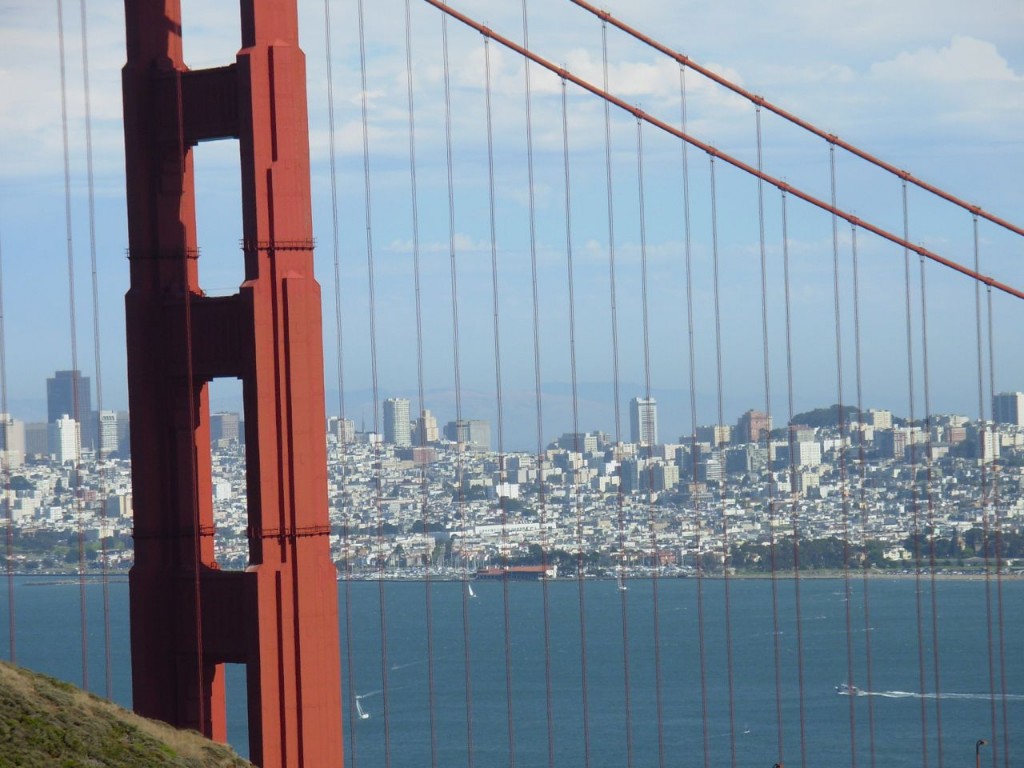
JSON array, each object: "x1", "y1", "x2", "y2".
[{"x1": 871, "y1": 36, "x2": 1021, "y2": 84}]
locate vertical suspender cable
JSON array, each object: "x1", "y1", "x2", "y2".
[
  {"x1": 440, "y1": 8, "x2": 475, "y2": 764},
  {"x1": 520, "y1": 4, "x2": 556, "y2": 764},
  {"x1": 973, "y1": 216, "x2": 1000, "y2": 768},
  {"x1": 56, "y1": 0, "x2": 89, "y2": 692},
  {"x1": 974, "y1": 218, "x2": 997, "y2": 765},
  {"x1": 602, "y1": 24, "x2": 635, "y2": 765},
  {"x1": 918, "y1": 248, "x2": 945, "y2": 768},
  {"x1": 356, "y1": 0, "x2": 392, "y2": 761},
  {"x1": 780, "y1": 190, "x2": 809, "y2": 768},
  {"x1": 561, "y1": 75, "x2": 593, "y2": 768},
  {"x1": 849, "y1": 223, "x2": 878, "y2": 768},
  {"x1": 679, "y1": 69, "x2": 720, "y2": 768},
  {"x1": 704, "y1": 154, "x2": 720, "y2": 768},
  {"x1": 635, "y1": 117, "x2": 670, "y2": 768},
  {"x1": 402, "y1": 0, "x2": 438, "y2": 763},
  {"x1": 758, "y1": 107, "x2": 792, "y2": 768},
  {"x1": 829, "y1": 143, "x2": 858, "y2": 768},
  {"x1": 902, "y1": 179, "x2": 930, "y2": 768},
  {"x1": 482, "y1": 36, "x2": 517, "y2": 768},
  {"x1": 77, "y1": 0, "x2": 112, "y2": 700},
  {"x1": 684, "y1": 67, "x2": 736, "y2": 768},
  {"x1": 0, "y1": 224, "x2": 12, "y2": 663},
  {"x1": 986, "y1": 282, "x2": 1010, "y2": 768},
  {"x1": 320, "y1": 0, "x2": 359, "y2": 761}
]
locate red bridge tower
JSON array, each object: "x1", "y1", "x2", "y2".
[{"x1": 121, "y1": 2, "x2": 343, "y2": 765}]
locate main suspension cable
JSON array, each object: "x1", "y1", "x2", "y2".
[
  {"x1": 565, "y1": 0, "x2": 1024, "y2": 239},
  {"x1": 420, "y1": 0, "x2": 1024, "y2": 302}
]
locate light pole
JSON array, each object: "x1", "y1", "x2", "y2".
[{"x1": 976, "y1": 739, "x2": 988, "y2": 768}]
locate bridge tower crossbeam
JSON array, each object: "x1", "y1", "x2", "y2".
[{"x1": 121, "y1": 2, "x2": 343, "y2": 765}]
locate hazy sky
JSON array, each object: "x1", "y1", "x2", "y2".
[{"x1": 0, "y1": 0, "x2": 1022, "y2": 446}]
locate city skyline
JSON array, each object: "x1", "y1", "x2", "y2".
[
  {"x1": 10, "y1": 366, "x2": 1024, "y2": 461},
  {"x1": 0, "y1": 1, "x2": 1021, "y2": 435}
]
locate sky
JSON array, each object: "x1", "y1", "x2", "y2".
[{"x1": 0, "y1": 0, "x2": 1022, "y2": 448}]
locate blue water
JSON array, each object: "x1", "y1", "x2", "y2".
[{"x1": 1, "y1": 576, "x2": 1020, "y2": 767}]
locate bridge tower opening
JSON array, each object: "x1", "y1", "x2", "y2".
[{"x1": 121, "y1": 2, "x2": 343, "y2": 765}]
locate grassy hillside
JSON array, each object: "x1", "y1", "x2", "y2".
[{"x1": 0, "y1": 662, "x2": 252, "y2": 767}]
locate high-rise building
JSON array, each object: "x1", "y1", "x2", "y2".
[
  {"x1": 734, "y1": 409, "x2": 772, "y2": 444},
  {"x1": 24, "y1": 423, "x2": 48, "y2": 457},
  {"x1": 993, "y1": 392, "x2": 1024, "y2": 426},
  {"x1": 97, "y1": 410, "x2": 120, "y2": 457},
  {"x1": 46, "y1": 370, "x2": 91, "y2": 424},
  {"x1": 116, "y1": 411, "x2": 131, "y2": 457},
  {"x1": 694, "y1": 424, "x2": 732, "y2": 447},
  {"x1": 327, "y1": 416, "x2": 356, "y2": 443},
  {"x1": 0, "y1": 414, "x2": 25, "y2": 469},
  {"x1": 48, "y1": 415, "x2": 80, "y2": 464},
  {"x1": 417, "y1": 409, "x2": 439, "y2": 444},
  {"x1": 866, "y1": 408, "x2": 893, "y2": 429},
  {"x1": 383, "y1": 398, "x2": 412, "y2": 446},
  {"x1": 630, "y1": 397, "x2": 658, "y2": 445},
  {"x1": 210, "y1": 412, "x2": 241, "y2": 445},
  {"x1": 443, "y1": 419, "x2": 491, "y2": 450}
]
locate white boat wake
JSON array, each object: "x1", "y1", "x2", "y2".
[{"x1": 838, "y1": 686, "x2": 1024, "y2": 702}]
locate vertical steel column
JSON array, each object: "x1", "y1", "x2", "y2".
[{"x1": 122, "y1": 2, "x2": 343, "y2": 766}]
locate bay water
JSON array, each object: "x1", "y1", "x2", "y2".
[{"x1": 2, "y1": 576, "x2": 1020, "y2": 766}]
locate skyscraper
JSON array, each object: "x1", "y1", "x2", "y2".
[
  {"x1": 210, "y1": 412, "x2": 241, "y2": 445},
  {"x1": 992, "y1": 392, "x2": 1024, "y2": 426},
  {"x1": 443, "y1": 419, "x2": 491, "y2": 450},
  {"x1": 97, "y1": 410, "x2": 120, "y2": 457},
  {"x1": 0, "y1": 414, "x2": 25, "y2": 469},
  {"x1": 48, "y1": 415, "x2": 80, "y2": 464},
  {"x1": 46, "y1": 369, "x2": 91, "y2": 424},
  {"x1": 417, "y1": 409, "x2": 439, "y2": 444},
  {"x1": 383, "y1": 398, "x2": 412, "y2": 446},
  {"x1": 630, "y1": 397, "x2": 658, "y2": 445},
  {"x1": 734, "y1": 409, "x2": 772, "y2": 444}
]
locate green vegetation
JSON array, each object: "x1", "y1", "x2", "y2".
[
  {"x1": 0, "y1": 662, "x2": 252, "y2": 767},
  {"x1": 789, "y1": 404, "x2": 863, "y2": 429}
]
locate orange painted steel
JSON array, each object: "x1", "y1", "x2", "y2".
[
  {"x1": 424, "y1": 0, "x2": 1024, "y2": 303},
  {"x1": 122, "y1": 2, "x2": 343, "y2": 766},
  {"x1": 568, "y1": 0, "x2": 1024, "y2": 241}
]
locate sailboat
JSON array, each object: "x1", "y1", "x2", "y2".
[
  {"x1": 468, "y1": 582, "x2": 477, "y2": 598},
  {"x1": 355, "y1": 696, "x2": 370, "y2": 720}
]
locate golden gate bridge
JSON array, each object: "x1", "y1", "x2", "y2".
[{"x1": 0, "y1": 1, "x2": 1021, "y2": 767}]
